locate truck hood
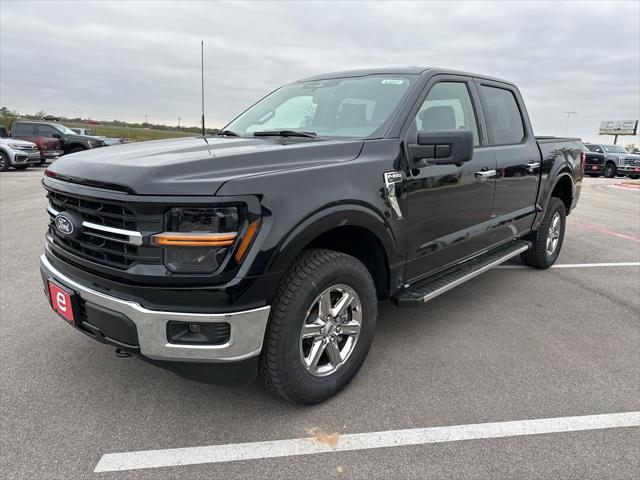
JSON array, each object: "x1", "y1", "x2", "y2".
[{"x1": 47, "y1": 136, "x2": 364, "y2": 195}]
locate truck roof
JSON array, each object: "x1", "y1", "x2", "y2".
[{"x1": 297, "y1": 67, "x2": 516, "y2": 86}]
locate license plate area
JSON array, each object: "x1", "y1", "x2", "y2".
[{"x1": 47, "y1": 279, "x2": 79, "y2": 324}]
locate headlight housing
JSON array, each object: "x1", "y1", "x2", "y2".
[
  {"x1": 153, "y1": 207, "x2": 241, "y2": 273},
  {"x1": 8, "y1": 143, "x2": 33, "y2": 150}
]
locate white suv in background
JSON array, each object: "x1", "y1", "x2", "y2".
[{"x1": 0, "y1": 126, "x2": 42, "y2": 171}]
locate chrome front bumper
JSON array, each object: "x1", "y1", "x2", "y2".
[{"x1": 40, "y1": 254, "x2": 270, "y2": 363}]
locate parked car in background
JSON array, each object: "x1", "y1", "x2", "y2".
[
  {"x1": 0, "y1": 127, "x2": 41, "y2": 171},
  {"x1": 71, "y1": 127, "x2": 123, "y2": 146},
  {"x1": 42, "y1": 115, "x2": 60, "y2": 122},
  {"x1": 12, "y1": 120, "x2": 105, "y2": 155},
  {"x1": 585, "y1": 144, "x2": 640, "y2": 179},
  {"x1": 583, "y1": 148, "x2": 605, "y2": 177},
  {"x1": 8, "y1": 122, "x2": 62, "y2": 165},
  {"x1": 70, "y1": 127, "x2": 95, "y2": 136}
]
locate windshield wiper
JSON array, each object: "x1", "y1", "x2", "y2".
[
  {"x1": 216, "y1": 130, "x2": 239, "y2": 137},
  {"x1": 253, "y1": 130, "x2": 317, "y2": 138}
]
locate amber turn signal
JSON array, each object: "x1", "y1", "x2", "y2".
[
  {"x1": 152, "y1": 232, "x2": 237, "y2": 247},
  {"x1": 234, "y1": 220, "x2": 261, "y2": 263}
]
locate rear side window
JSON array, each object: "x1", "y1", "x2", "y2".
[
  {"x1": 13, "y1": 123, "x2": 36, "y2": 135},
  {"x1": 481, "y1": 86, "x2": 525, "y2": 145}
]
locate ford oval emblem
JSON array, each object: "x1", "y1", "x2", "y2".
[{"x1": 55, "y1": 214, "x2": 74, "y2": 235}]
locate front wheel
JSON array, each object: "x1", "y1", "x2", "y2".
[
  {"x1": 521, "y1": 197, "x2": 566, "y2": 269},
  {"x1": 604, "y1": 163, "x2": 617, "y2": 178},
  {"x1": 0, "y1": 152, "x2": 10, "y2": 171},
  {"x1": 260, "y1": 249, "x2": 377, "y2": 404}
]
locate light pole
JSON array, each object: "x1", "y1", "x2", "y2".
[
  {"x1": 563, "y1": 111, "x2": 577, "y2": 136},
  {"x1": 178, "y1": 117, "x2": 181, "y2": 129}
]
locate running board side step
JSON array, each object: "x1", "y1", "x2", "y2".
[{"x1": 392, "y1": 240, "x2": 531, "y2": 307}]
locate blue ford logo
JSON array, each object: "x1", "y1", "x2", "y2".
[{"x1": 55, "y1": 214, "x2": 75, "y2": 235}]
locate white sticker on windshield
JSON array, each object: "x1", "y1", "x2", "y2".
[{"x1": 381, "y1": 79, "x2": 406, "y2": 85}]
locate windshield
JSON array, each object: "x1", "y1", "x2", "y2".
[
  {"x1": 225, "y1": 75, "x2": 416, "y2": 138},
  {"x1": 55, "y1": 125, "x2": 79, "y2": 135},
  {"x1": 603, "y1": 145, "x2": 629, "y2": 153}
]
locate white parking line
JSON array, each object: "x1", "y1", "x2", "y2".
[
  {"x1": 94, "y1": 411, "x2": 640, "y2": 472},
  {"x1": 494, "y1": 262, "x2": 640, "y2": 269}
]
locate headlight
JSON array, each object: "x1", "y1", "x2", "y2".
[
  {"x1": 8, "y1": 143, "x2": 32, "y2": 150},
  {"x1": 152, "y1": 207, "x2": 242, "y2": 273}
]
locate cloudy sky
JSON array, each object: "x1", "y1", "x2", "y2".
[{"x1": 1, "y1": 0, "x2": 639, "y2": 144}]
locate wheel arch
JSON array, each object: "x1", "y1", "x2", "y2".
[
  {"x1": 549, "y1": 171, "x2": 574, "y2": 213},
  {"x1": 267, "y1": 204, "x2": 401, "y2": 300}
]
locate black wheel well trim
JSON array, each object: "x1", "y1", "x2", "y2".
[
  {"x1": 547, "y1": 170, "x2": 574, "y2": 212},
  {"x1": 266, "y1": 203, "x2": 401, "y2": 298}
]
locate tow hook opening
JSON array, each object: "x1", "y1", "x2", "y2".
[{"x1": 115, "y1": 348, "x2": 131, "y2": 358}]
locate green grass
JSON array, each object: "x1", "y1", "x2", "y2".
[{"x1": 63, "y1": 122, "x2": 195, "y2": 142}]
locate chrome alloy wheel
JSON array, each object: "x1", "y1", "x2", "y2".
[
  {"x1": 546, "y1": 212, "x2": 561, "y2": 256},
  {"x1": 299, "y1": 284, "x2": 362, "y2": 377}
]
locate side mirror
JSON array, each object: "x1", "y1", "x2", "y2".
[{"x1": 408, "y1": 130, "x2": 473, "y2": 168}]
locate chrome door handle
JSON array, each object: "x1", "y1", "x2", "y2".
[
  {"x1": 526, "y1": 161, "x2": 541, "y2": 173},
  {"x1": 475, "y1": 169, "x2": 496, "y2": 179}
]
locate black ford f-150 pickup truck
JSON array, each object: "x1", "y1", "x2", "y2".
[{"x1": 40, "y1": 68, "x2": 583, "y2": 404}]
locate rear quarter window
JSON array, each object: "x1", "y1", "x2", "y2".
[{"x1": 481, "y1": 86, "x2": 525, "y2": 145}]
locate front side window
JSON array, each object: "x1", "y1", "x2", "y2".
[
  {"x1": 38, "y1": 125, "x2": 58, "y2": 136},
  {"x1": 225, "y1": 74, "x2": 416, "y2": 138},
  {"x1": 603, "y1": 145, "x2": 629, "y2": 153},
  {"x1": 414, "y1": 82, "x2": 480, "y2": 145},
  {"x1": 481, "y1": 85, "x2": 525, "y2": 145}
]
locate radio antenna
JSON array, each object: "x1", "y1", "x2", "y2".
[{"x1": 201, "y1": 40, "x2": 205, "y2": 136}]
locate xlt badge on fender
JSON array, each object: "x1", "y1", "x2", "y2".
[{"x1": 383, "y1": 171, "x2": 404, "y2": 219}]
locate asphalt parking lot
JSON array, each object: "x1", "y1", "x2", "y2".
[{"x1": 1, "y1": 169, "x2": 639, "y2": 479}]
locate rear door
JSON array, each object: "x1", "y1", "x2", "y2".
[
  {"x1": 403, "y1": 76, "x2": 498, "y2": 280},
  {"x1": 475, "y1": 79, "x2": 541, "y2": 236}
]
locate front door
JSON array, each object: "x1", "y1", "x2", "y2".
[{"x1": 404, "y1": 78, "x2": 497, "y2": 281}]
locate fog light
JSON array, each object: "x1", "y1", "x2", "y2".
[{"x1": 167, "y1": 321, "x2": 230, "y2": 345}]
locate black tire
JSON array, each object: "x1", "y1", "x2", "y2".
[
  {"x1": 604, "y1": 163, "x2": 616, "y2": 178},
  {"x1": 13, "y1": 165, "x2": 29, "y2": 170},
  {"x1": 521, "y1": 197, "x2": 566, "y2": 269},
  {"x1": 0, "y1": 151, "x2": 9, "y2": 172},
  {"x1": 260, "y1": 249, "x2": 377, "y2": 404}
]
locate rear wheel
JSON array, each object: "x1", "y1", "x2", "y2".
[
  {"x1": 604, "y1": 163, "x2": 616, "y2": 178},
  {"x1": 521, "y1": 197, "x2": 566, "y2": 269},
  {"x1": 260, "y1": 249, "x2": 377, "y2": 404},
  {"x1": 0, "y1": 152, "x2": 9, "y2": 172}
]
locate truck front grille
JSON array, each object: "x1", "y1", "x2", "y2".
[
  {"x1": 46, "y1": 188, "x2": 164, "y2": 270},
  {"x1": 622, "y1": 157, "x2": 640, "y2": 166}
]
